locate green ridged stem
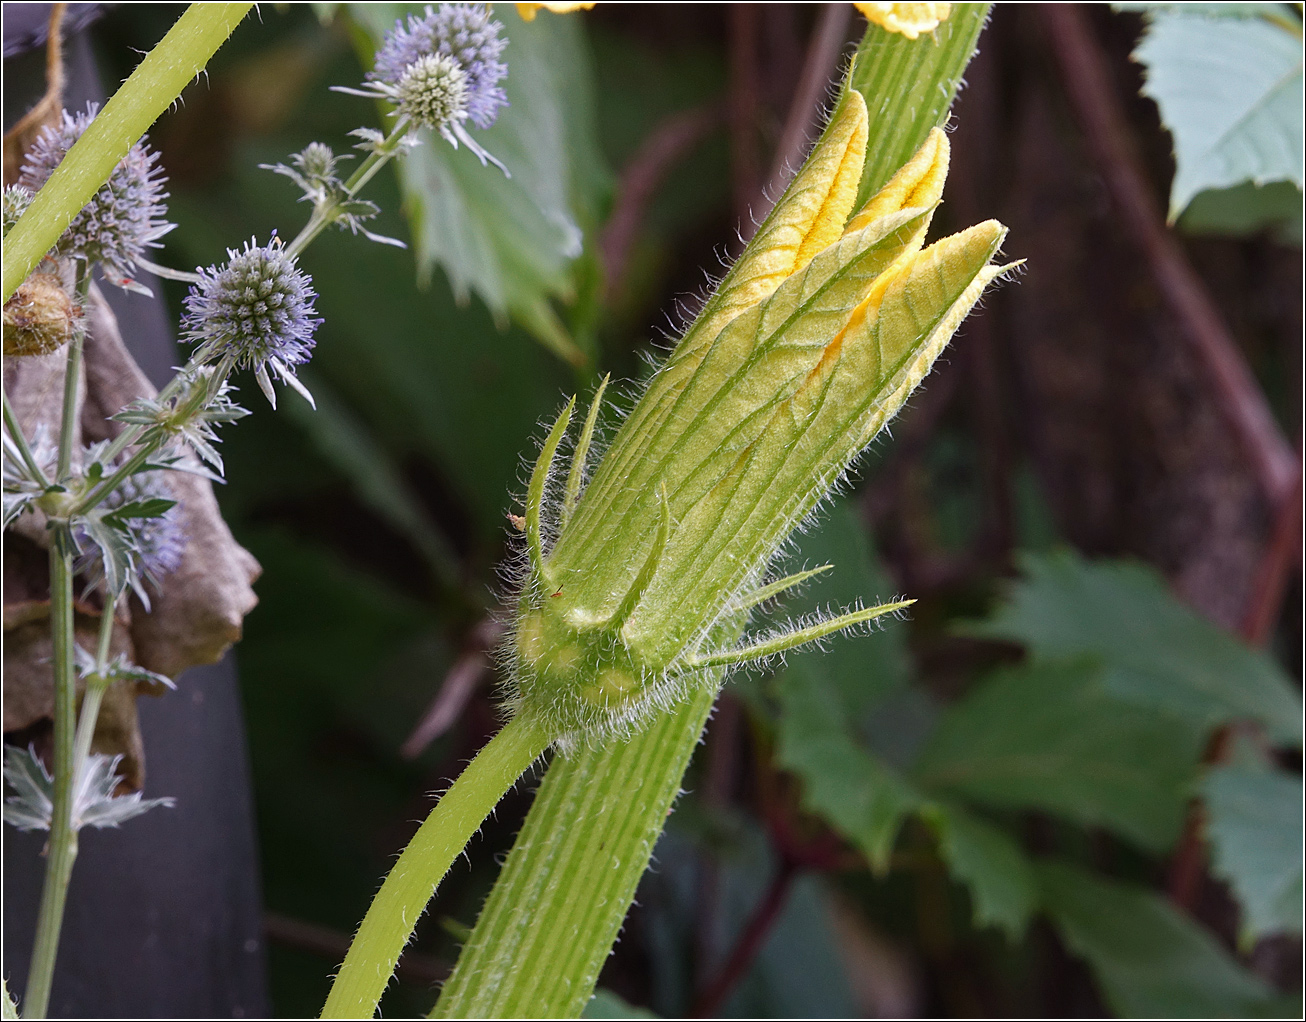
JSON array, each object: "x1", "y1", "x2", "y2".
[
  {"x1": 431, "y1": 687, "x2": 717, "y2": 1019},
  {"x1": 849, "y1": 3, "x2": 991, "y2": 204},
  {"x1": 2, "y1": 2, "x2": 253, "y2": 302},
  {"x1": 321, "y1": 716, "x2": 551, "y2": 1019}
]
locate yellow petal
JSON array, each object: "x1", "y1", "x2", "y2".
[
  {"x1": 854, "y1": 3, "x2": 952, "y2": 40},
  {"x1": 516, "y1": 2, "x2": 595, "y2": 22},
  {"x1": 844, "y1": 126, "x2": 949, "y2": 236}
]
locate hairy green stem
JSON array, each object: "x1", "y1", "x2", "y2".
[
  {"x1": 2, "y1": 387, "x2": 49, "y2": 487},
  {"x1": 321, "y1": 716, "x2": 551, "y2": 1019},
  {"x1": 432, "y1": 687, "x2": 717, "y2": 1019},
  {"x1": 3, "y1": 3, "x2": 254, "y2": 302},
  {"x1": 23, "y1": 540, "x2": 78, "y2": 1020}
]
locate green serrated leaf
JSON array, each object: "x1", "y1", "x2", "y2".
[
  {"x1": 775, "y1": 657, "x2": 922, "y2": 872},
  {"x1": 1036, "y1": 860, "x2": 1277, "y2": 1018},
  {"x1": 1202, "y1": 764, "x2": 1304, "y2": 944},
  {"x1": 1131, "y1": 6, "x2": 1305, "y2": 219},
  {"x1": 915, "y1": 660, "x2": 1205, "y2": 852},
  {"x1": 2, "y1": 979, "x2": 18, "y2": 1020},
  {"x1": 963, "y1": 551, "x2": 1303, "y2": 746},
  {"x1": 81, "y1": 515, "x2": 133, "y2": 599},
  {"x1": 346, "y1": 2, "x2": 611, "y2": 365},
  {"x1": 920, "y1": 800, "x2": 1037, "y2": 939}
]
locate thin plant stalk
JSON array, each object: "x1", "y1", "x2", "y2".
[
  {"x1": 4, "y1": 388, "x2": 50, "y2": 487},
  {"x1": 23, "y1": 540, "x2": 78, "y2": 1020},
  {"x1": 286, "y1": 119, "x2": 411, "y2": 258},
  {"x1": 320, "y1": 715, "x2": 551, "y2": 1019},
  {"x1": 54, "y1": 265, "x2": 90, "y2": 480}
]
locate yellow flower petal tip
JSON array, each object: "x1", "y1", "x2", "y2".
[
  {"x1": 854, "y1": 3, "x2": 952, "y2": 40},
  {"x1": 516, "y1": 2, "x2": 595, "y2": 21},
  {"x1": 845, "y1": 126, "x2": 949, "y2": 236}
]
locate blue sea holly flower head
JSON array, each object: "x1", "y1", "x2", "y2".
[
  {"x1": 18, "y1": 103, "x2": 173, "y2": 293},
  {"x1": 339, "y1": 2, "x2": 510, "y2": 173},
  {"x1": 181, "y1": 238, "x2": 321, "y2": 409}
]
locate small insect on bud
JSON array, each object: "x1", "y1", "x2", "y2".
[{"x1": 3, "y1": 273, "x2": 76, "y2": 357}]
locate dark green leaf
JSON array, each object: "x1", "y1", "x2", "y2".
[
  {"x1": 775, "y1": 664, "x2": 922, "y2": 871},
  {"x1": 920, "y1": 801, "x2": 1037, "y2": 939},
  {"x1": 1178, "y1": 179, "x2": 1303, "y2": 245},
  {"x1": 1202, "y1": 764, "x2": 1304, "y2": 943},
  {"x1": 964, "y1": 551, "x2": 1302, "y2": 746},
  {"x1": 915, "y1": 660, "x2": 1204, "y2": 852},
  {"x1": 582, "y1": 989, "x2": 658, "y2": 1019},
  {"x1": 1036, "y1": 860, "x2": 1276, "y2": 1018}
]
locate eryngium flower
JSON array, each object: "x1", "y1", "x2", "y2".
[
  {"x1": 371, "y1": 3, "x2": 507, "y2": 130},
  {"x1": 76, "y1": 469, "x2": 186, "y2": 611},
  {"x1": 508, "y1": 92, "x2": 1013, "y2": 746},
  {"x1": 395, "y1": 53, "x2": 469, "y2": 131},
  {"x1": 182, "y1": 239, "x2": 320, "y2": 407},
  {"x1": 3, "y1": 184, "x2": 33, "y2": 238},
  {"x1": 18, "y1": 104, "x2": 172, "y2": 291}
]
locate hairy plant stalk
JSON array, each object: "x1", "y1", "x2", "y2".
[
  {"x1": 2, "y1": 2, "x2": 254, "y2": 301},
  {"x1": 432, "y1": 687, "x2": 717, "y2": 1018},
  {"x1": 321, "y1": 716, "x2": 551, "y2": 1019},
  {"x1": 23, "y1": 540, "x2": 78, "y2": 1021}
]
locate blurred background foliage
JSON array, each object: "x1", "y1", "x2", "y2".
[{"x1": 81, "y1": 3, "x2": 1302, "y2": 1017}]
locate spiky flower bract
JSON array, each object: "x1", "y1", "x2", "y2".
[
  {"x1": 181, "y1": 238, "x2": 320, "y2": 407},
  {"x1": 370, "y1": 3, "x2": 508, "y2": 130},
  {"x1": 75, "y1": 467, "x2": 186, "y2": 610},
  {"x1": 17, "y1": 104, "x2": 173, "y2": 290}
]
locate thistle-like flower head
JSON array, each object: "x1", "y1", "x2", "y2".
[
  {"x1": 181, "y1": 238, "x2": 320, "y2": 407},
  {"x1": 18, "y1": 104, "x2": 173, "y2": 291},
  {"x1": 3, "y1": 184, "x2": 33, "y2": 238},
  {"x1": 371, "y1": 3, "x2": 508, "y2": 129},
  {"x1": 339, "y1": 3, "x2": 509, "y2": 173}
]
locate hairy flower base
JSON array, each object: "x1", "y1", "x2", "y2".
[{"x1": 505, "y1": 92, "x2": 1012, "y2": 747}]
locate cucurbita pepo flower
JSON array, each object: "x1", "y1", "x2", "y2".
[
  {"x1": 17, "y1": 103, "x2": 174, "y2": 292},
  {"x1": 856, "y1": 3, "x2": 953, "y2": 39},
  {"x1": 180, "y1": 238, "x2": 321, "y2": 408},
  {"x1": 340, "y1": 2, "x2": 509, "y2": 172},
  {"x1": 506, "y1": 90, "x2": 1013, "y2": 747},
  {"x1": 515, "y1": 3, "x2": 596, "y2": 20}
]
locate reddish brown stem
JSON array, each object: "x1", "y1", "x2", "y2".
[
  {"x1": 692, "y1": 859, "x2": 798, "y2": 1017},
  {"x1": 1040, "y1": 5, "x2": 1299, "y2": 509},
  {"x1": 761, "y1": 3, "x2": 854, "y2": 209},
  {"x1": 600, "y1": 104, "x2": 724, "y2": 302}
]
